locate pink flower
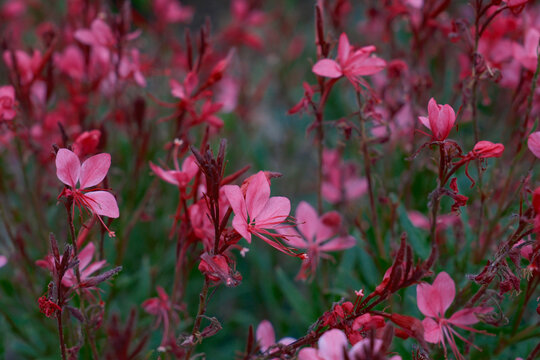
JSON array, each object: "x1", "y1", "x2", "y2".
[
  {"x1": 418, "y1": 98, "x2": 456, "y2": 141},
  {"x1": 55, "y1": 148, "x2": 119, "y2": 236},
  {"x1": 513, "y1": 28, "x2": 539, "y2": 72},
  {"x1": 256, "y1": 320, "x2": 295, "y2": 354},
  {"x1": 528, "y1": 131, "x2": 540, "y2": 158},
  {"x1": 153, "y1": 0, "x2": 193, "y2": 24},
  {"x1": 470, "y1": 140, "x2": 504, "y2": 159},
  {"x1": 0, "y1": 85, "x2": 16, "y2": 121},
  {"x1": 223, "y1": 171, "x2": 304, "y2": 258},
  {"x1": 3, "y1": 49, "x2": 42, "y2": 85},
  {"x1": 298, "y1": 329, "x2": 401, "y2": 360},
  {"x1": 63, "y1": 242, "x2": 106, "y2": 288},
  {"x1": 142, "y1": 286, "x2": 175, "y2": 347},
  {"x1": 54, "y1": 45, "x2": 85, "y2": 80},
  {"x1": 150, "y1": 154, "x2": 198, "y2": 190},
  {"x1": 278, "y1": 201, "x2": 355, "y2": 280},
  {"x1": 417, "y1": 272, "x2": 492, "y2": 360},
  {"x1": 322, "y1": 149, "x2": 367, "y2": 204},
  {"x1": 74, "y1": 19, "x2": 115, "y2": 48},
  {"x1": 312, "y1": 33, "x2": 386, "y2": 88}
]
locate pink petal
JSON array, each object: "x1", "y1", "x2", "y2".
[
  {"x1": 312, "y1": 59, "x2": 343, "y2": 78},
  {"x1": 416, "y1": 282, "x2": 439, "y2": 318},
  {"x1": 56, "y1": 148, "x2": 81, "y2": 188},
  {"x1": 181, "y1": 155, "x2": 199, "y2": 179},
  {"x1": 322, "y1": 183, "x2": 341, "y2": 204},
  {"x1": 349, "y1": 56, "x2": 386, "y2": 76},
  {"x1": 525, "y1": 29, "x2": 540, "y2": 55},
  {"x1": 223, "y1": 185, "x2": 248, "y2": 222},
  {"x1": 245, "y1": 171, "x2": 270, "y2": 220},
  {"x1": 319, "y1": 235, "x2": 356, "y2": 252},
  {"x1": 232, "y1": 215, "x2": 251, "y2": 242},
  {"x1": 74, "y1": 29, "x2": 96, "y2": 46},
  {"x1": 149, "y1": 162, "x2": 180, "y2": 186},
  {"x1": 84, "y1": 191, "x2": 119, "y2": 218},
  {"x1": 298, "y1": 348, "x2": 323, "y2": 360},
  {"x1": 337, "y1": 33, "x2": 351, "y2": 63},
  {"x1": 318, "y1": 329, "x2": 348, "y2": 360},
  {"x1": 422, "y1": 317, "x2": 442, "y2": 343},
  {"x1": 256, "y1": 320, "x2": 276, "y2": 352},
  {"x1": 79, "y1": 153, "x2": 111, "y2": 189},
  {"x1": 528, "y1": 132, "x2": 540, "y2": 158},
  {"x1": 277, "y1": 226, "x2": 307, "y2": 248},
  {"x1": 432, "y1": 272, "x2": 455, "y2": 315},
  {"x1": 344, "y1": 177, "x2": 367, "y2": 200},
  {"x1": 438, "y1": 104, "x2": 456, "y2": 139},
  {"x1": 254, "y1": 196, "x2": 290, "y2": 228},
  {"x1": 316, "y1": 211, "x2": 341, "y2": 243},
  {"x1": 418, "y1": 116, "x2": 431, "y2": 130},
  {"x1": 449, "y1": 306, "x2": 492, "y2": 327},
  {"x1": 81, "y1": 260, "x2": 106, "y2": 279},
  {"x1": 296, "y1": 201, "x2": 318, "y2": 242},
  {"x1": 77, "y1": 242, "x2": 96, "y2": 270}
]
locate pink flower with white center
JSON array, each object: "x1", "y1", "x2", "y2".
[
  {"x1": 63, "y1": 242, "x2": 106, "y2": 287},
  {"x1": 312, "y1": 33, "x2": 386, "y2": 88},
  {"x1": 0, "y1": 85, "x2": 16, "y2": 121},
  {"x1": 223, "y1": 171, "x2": 304, "y2": 258},
  {"x1": 256, "y1": 320, "x2": 295, "y2": 356},
  {"x1": 418, "y1": 98, "x2": 456, "y2": 141},
  {"x1": 278, "y1": 201, "x2": 355, "y2": 280},
  {"x1": 55, "y1": 148, "x2": 119, "y2": 236},
  {"x1": 417, "y1": 272, "x2": 492, "y2": 360}
]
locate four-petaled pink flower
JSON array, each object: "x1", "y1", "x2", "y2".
[
  {"x1": 150, "y1": 155, "x2": 198, "y2": 190},
  {"x1": 55, "y1": 148, "x2": 119, "y2": 236},
  {"x1": 418, "y1": 98, "x2": 456, "y2": 141},
  {"x1": 312, "y1": 33, "x2": 386, "y2": 88},
  {"x1": 0, "y1": 85, "x2": 16, "y2": 121},
  {"x1": 278, "y1": 201, "x2": 355, "y2": 280},
  {"x1": 223, "y1": 171, "x2": 304, "y2": 258},
  {"x1": 417, "y1": 272, "x2": 491, "y2": 360}
]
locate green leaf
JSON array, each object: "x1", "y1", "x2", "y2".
[{"x1": 275, "y1": 267, "x2": 314, "y2": 326}]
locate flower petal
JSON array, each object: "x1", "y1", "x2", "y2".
[
  {"x1": 422, "y1": 317, "x2": 442, "y2": 343},
  {"x1": 528, "y1": 132, "x2": 540, "y2": 158},
  {"x1": 318, "y1": 329, "x2": 348, "y2": 360},
  {"x1": 312, "y1": 59, "x2": 343, "y2": 78},
  {"x1": 246, "y1": 171, "x2": 271, "y2": 220},
  {"x1": 254, "y1": 196, "x2": 290, "y2": 228},
  {"x1": 449, "y1": 306, "x2": 492, "y2": 327},
  {"x1": 79, "y1": 153, "x2": 111, "y2": 189},
  {"x1": 256, "y1": 320, "x2": 276, "y2": 352},
  {"x1": 56, "y1": 148, "x2": 81, "y2": 188},
  {"x1": 296, "y1": 201, "x2": 318, "y2": 242},
  {"x1": 319, "y1": 235, "x2": 356, "y2": 252},
  {"x1": 149, "y1": 162, "x2": 180, "y2": 186},
  {"x1": 84, "y1": 191, "x2": 119, "y2": 218},
  {"x1": 416, "y1": 282, "x2": 439, "y2": 318},
  {"x1": 337, "y1": 33, "x2": 351, "y2": 63},
  {"x1": 432, "y1": 271, "x2": 455, "y2": 315}
]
